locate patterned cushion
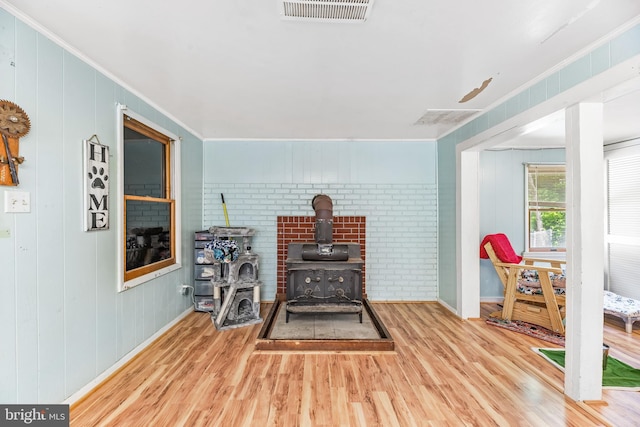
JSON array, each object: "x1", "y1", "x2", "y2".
[
  {"x1": 604, "y1": 291, "x2": 640, "y2": 316},
  {"x1": 517, "y1": 269, "x2": 566, "y2": 289},
  {"x1": 517, "y1": 283, "x2": 566, "y2": 296}
]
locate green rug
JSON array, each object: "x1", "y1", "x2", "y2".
[{"x1": 534, "y1": 347, "x2": 640, "y2": 390}]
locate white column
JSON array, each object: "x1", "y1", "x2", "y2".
[
  {"x1": 457, "y1": 148, "x2": 480, "y2": 318},
  {"x1": 564, "y1": 103, "x2": 605, "y2": 400}
]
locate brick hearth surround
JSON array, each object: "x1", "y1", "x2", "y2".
[{"x1": 277, "y1": 216, "x2": 366, "y2": 297}]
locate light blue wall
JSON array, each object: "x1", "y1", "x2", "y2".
[
  {"x1": 436, "y1": 136, "x2": 456, "y2": 306},
  {"x1": 479, "y1": 148, "x2": 565, "y2": 298},
  {"x1": 0, "y1": 8, "x2": 203, "y2": 403},
  {"x1": 437, "y1": 22, "x2": 640, "y2": 309},
  {"x1": 203, "y1": 140, "x2": 438, "y2": 301}
]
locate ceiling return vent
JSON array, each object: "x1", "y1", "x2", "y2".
[
  {"x1": 280, "y1": 0, "x2": 375, "y2": 23},
  {"x1": 414, "y1": 109, "x2": 481, "y2": 126}
]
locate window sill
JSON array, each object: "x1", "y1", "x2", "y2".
[
  {"x1": 523, "y1": 251, "x2": 566, "y2": 260},
  {"x1": 119, "y1": 263, "x2": 182, "y2": 292}
]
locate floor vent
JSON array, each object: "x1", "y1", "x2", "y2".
[{"x1": 280, "y1": 0, "x2": 374, "y2": 23}]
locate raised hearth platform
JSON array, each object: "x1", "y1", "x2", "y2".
[{"x1": 255, "y1": 294, "x2": 394, "y2": 352}]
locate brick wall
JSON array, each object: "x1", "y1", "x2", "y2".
[
  {"x1": 203, "y1": 183, "x2": 438, "y2": 301},
  {"x1": 277, "y1": 216, "x2": 366, "y2": 296}
]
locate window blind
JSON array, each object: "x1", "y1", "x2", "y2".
[{"x1": 606, "y1": 153, "x2": 640, "y2": 299}]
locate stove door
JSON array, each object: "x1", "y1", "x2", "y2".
[
  {"x1": 287, "y1": 266, "x2": 362, "y2": 303},
  {"x1": 287, "y1": 268, "x2": 326, "y2": 301},
  {"x1": 325, "y1": 269, "x2": 361, "y2": 302}
]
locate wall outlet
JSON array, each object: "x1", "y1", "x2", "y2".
[{"x1": 179, "y1": 284, "x2": 191, "y2": 295}]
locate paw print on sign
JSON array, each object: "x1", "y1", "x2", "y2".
[{"x1": 88, "y1": 166, "x2": 108, "y2": 189}]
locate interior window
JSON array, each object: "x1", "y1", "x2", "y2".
[
  {"x1": 526, "y1": 164, "x2": 566, "y2": 252},
  {"x1": 119, "y1": 108, "x2": 181, "y2": 288}
]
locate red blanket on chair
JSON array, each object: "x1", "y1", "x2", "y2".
[{"x1": 479, "y1": 233, "x2": 523, "y2": 264}]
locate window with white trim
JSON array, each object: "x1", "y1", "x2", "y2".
[
  {"x1": 605, "y1": 141, "x2": 640, "y2": 300},
  {"x1": 526, "y1": 164, "x2": 566, "y2": 252},
  {"x1": 117, "y1": 106, "x2": 181, "y2": 290}
]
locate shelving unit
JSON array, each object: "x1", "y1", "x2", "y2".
[
  {"x1": 207, "y1": 226, "x2": 263, "y2": 330},
  {"x1": 193, "y1": 230, "x2": 219, "y2": 312}
]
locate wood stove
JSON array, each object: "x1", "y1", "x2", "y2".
[{"x1": 285, "y1": 195, "x2": 364, "y2": 322}]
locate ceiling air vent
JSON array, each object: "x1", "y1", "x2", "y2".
[
  {"x1": 414, "y1": 109, "x2": 481, "y2": 126},
  {"x1": 280, "y1": 0, "x2": 375, "y2": 23}
]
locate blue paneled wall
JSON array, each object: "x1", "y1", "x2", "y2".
[{"x1": 0, "y1": 8, "x2": 203, "y2": 404}]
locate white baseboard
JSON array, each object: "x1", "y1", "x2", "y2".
[
  {"x1": 437, "y1": 298, "x2": 457, "y2": 315},
  {"x1": 480, "y1": 297, "x2": 504, "y2": 303},
  {"x1": 63, "y1": 306, "x2": 193, "y2": 405}
]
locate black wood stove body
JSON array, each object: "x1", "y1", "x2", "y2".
[{"x1": 285, "y1": 195, "x2": 364, "y2": 322}]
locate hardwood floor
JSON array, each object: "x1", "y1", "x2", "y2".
[{"x1": 70, "y1": 303, "x2": 640, "y2": 426}]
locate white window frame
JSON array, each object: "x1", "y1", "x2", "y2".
[
  {"x1": 524, "y1": 162, "x2": 566, "y2": 255},
  {"x1": 116, "y1": 104, "x2": 182, "y2": 291}
]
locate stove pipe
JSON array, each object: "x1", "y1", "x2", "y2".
[
  {"x1": 312, "y1": 194, "x2": 333, "y2": 244},
  {"x1": 301, "y1": 194, "x2": 349, "y2": 261}
]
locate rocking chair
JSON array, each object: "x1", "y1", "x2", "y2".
[{"x1": 480, "y1": 233, "x2": 567, "y2": 334}]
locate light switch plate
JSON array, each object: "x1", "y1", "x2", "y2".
[{"x1": 4, "y1": 190, "x2": 31, "y2": 213}]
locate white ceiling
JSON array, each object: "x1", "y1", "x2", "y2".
[{"x1": 3, "y1": 0, "x2": 640, "y2": 142}]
